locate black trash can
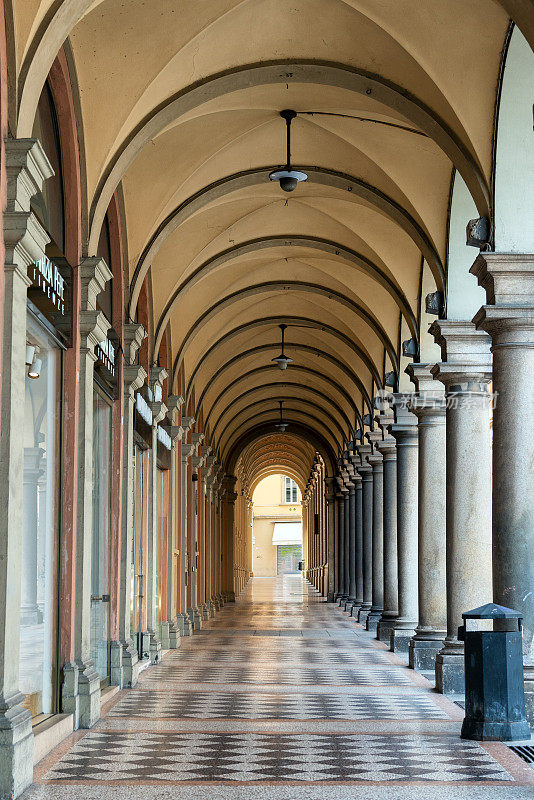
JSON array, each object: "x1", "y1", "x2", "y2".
[{"x1": 458, "y1": 602, "x2": 531, "y2": 741}]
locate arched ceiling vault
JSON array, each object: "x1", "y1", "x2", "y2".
[{"x1": 12, "y1": 0, "x2": 520, "y2": 465}]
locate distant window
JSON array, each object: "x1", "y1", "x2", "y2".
[{"x1": 283, "y1": 476, "x2": 298, "y2": 504}]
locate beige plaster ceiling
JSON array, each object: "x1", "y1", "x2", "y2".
[{"x1": 12, "y1": 0, "x2": 516, "y2": 474}]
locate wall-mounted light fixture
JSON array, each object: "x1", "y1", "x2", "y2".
[{"x1": 27, "y1": 346, "x2": 42, "y2": 379}]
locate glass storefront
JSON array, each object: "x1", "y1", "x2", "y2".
[
  {"x1": 131, "y1": 443, "x2": 149, "y2": 657},
  {"x1": 156, "y1": 467, "x2": 169, "y2": 634},
  {"x1": 20, "y1": 316, "x2": 61, "y2": 719},
  {"x1": 90, "y1": 389, "x2": 112, "y2": 685}
]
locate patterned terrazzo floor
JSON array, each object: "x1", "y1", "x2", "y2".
[{"x1": 26, "y1": 576, "x2": 534, "y2": 800}]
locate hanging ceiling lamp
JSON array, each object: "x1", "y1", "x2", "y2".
[
  {"x1": 274, "y1": 400, "x2": 289, "y2": 433},
  {"x1": 271, "y1": 324, "x2": 293, "y2": 370},
  {"x1": 269, "y1": 110, "x2": 308, "y2": 192}
]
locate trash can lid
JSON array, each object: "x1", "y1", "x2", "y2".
[{"x1": 462, "y1": 602, "x2": 522, "y2": 620}]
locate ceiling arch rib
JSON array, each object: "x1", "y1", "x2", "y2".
[
  {"x1": 229, "y1": 410, "x2": 340, "y2": 456},
  {"x1": 88, "y1": 60, "x2": 491, "y2": 251},
  {"x1": 220, "y1": 407, "x2": 346, "y2": 458},
  {"x1": 184, "y1": 316, "x2": 382, "y2": 401},
  {"x1": 202, "y1": 363, "x2": 361, "y2": 434},
  {"x1": 153, "y1": 236, "x2": 418, "y2": 355},
  {"x1": 171, "y1": 281, "x2": 398, "y2": 382},
  {"x1": 192, "y1": 342, "x2": 373, "y2": 422},
  {"x1": 211, "y1": 382, "x2": 357, "y2": 449},
  {"x1": 204, "y1": 364, "x2": 360, "y2": 438},
  {"x1": 226, "y1": 422, "x2": 337, "y2": 476},
  {"x1": 128, "y1": 166, "x2": 444, "y2": 314}
]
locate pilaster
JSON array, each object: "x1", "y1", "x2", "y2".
[
  {"x1": 355, "y1": 444, "x2": 373, "y2": 625},
  {"x1": 116, "y1": 323, "x2": 146, "y2": 688},
  {"x1": 375, "y1": 431, "x2": 398, "y2": 643},
  {"x1": 147, "y1": 370, "x2": 167, "y2": 663},
  {"x1": 366, "y1": 431, "x2": 384, "y2": 632},
  {"x1": 0, "y1": 139, "x2": 53, "y2": 798}
]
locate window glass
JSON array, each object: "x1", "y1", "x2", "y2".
[
  {"x1": 20, "y1": 320, "x2": 61, "y2": 718},
  {"x1": 31, "y1": 82, "x2": 65, "y2": 253},
  {"x1": 90, "y1": 390, "x2": 112, "y2": 685},
  {"x1": 283, "y1": 476, "x2": 299, "y2": 503}
]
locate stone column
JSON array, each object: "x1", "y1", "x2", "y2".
[
  {"x1": 471, "y1": 253, "x2": 534, "y2": 719},
  {"x1": 366, "y1": 434, "x2": 384, "y2": 632},
  {"x1": 431, "y1": 320, "x2": 493, "y2": 693},
  {"x1": 389, "y1": 396, "x2": 419, "y2": 654},
  {"x1": 334, "y1": 491, "x2": 343, "y2": 599},
  {"x1": 336, "y1": 481, "x2": 347, "y2": 602},
  {"x1": 179, "y1": 428, "x2": 195, "y2": 635},
  {"x1": 348, "y1": 453, "x2": 363, "y2": 617},
  {"x1": 356, "y1": 444, "x2": 373, "y2": 625},
  {"x1": 344, "y1": 470, "x2": 357, "y2": 612},
  {"x1": 21, "y1": 449, "x2": 43, "y2": 624},
  {"x1": 376, "y1": 430, "x2": 398, "y2": 643},
  {"x1": 406, "y1": 365, "x2": 447, "y2": 671},
  {"x1": 342, "y1": 477, "x2": 351, "y2": 607},
  {"x1": 0, "y1": 139, "x2": 52, "y2": 796},
  {"x1": 325, "y1": 478, "x2": 337, "y2": 601},
  {"x1": 116, "y1": 323, "x2": 146, "y2": 687},
  {"x1": 204, "y1": 464, "x2": 216, "y2": 616},
  {"x1": 222, "y1": 476, "x2": 237, "y2": 601}
]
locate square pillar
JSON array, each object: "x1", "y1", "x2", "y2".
[{"x1": 0, "y1": 139, "x2": 53, "y2": 799}]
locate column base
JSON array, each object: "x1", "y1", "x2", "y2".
[
  {"x1": 461, "y1": 717, "x2": 531, "y2": 742},
  {"x1": 524, "y1": 666, "x2": 534, "y2": 729},
  {"x1": 344, "y1": 598, "x2": 356, "y2": 613},
  {"x1": 366, "y1": 608, "x2": 383, "y2": 632},
  {"x1": 177, "y1": 613, "x2": 193, "y2": 636},
  {"x1": 358, "y1": 604, "x2": 372, "y2": 625},
  {"x1": 110, "y1": 640, "x2": 123, "y2": 687},
  {"x1": 337, "y1": 595, "x2": 348, "y2": 607},
  {"x1": 409, "y1": 634, "x2": 445, "y2": 671},
  {"x1": 209, "y1": 600, "x2": 218, "y2": 616},
  {"x1": 435, "y1": 644, "x2": 465, "y2": 695},
  {"x1": 349, "y1": 601, "x2": 362, "y2": 618},
  {"x1": 199, "y1": 604, "x2": 210, "y2": 621},
  {"x1": 159, "y1": 621, "x2": 171, "y2": 650},
  {"x1": 376, "y1": 614, "x2": 396, "y2": 643},
  {"x1": 168, "y1": 622, "x2": 182, "y2": 648},
  {"x1": 148, "y1": 630, "x2": 162, "y2": 664},
  {"x1": 120, "y1": 639, "x2": 139, "y2": 687},
  {"x1": 390, "y1": 625, "x2": 416, "y2": 655},
  {"x1": 62, "y1": 659, "x2": 101, "y2": 730},
  {"x1": 187, "y1": 607, "x2": 203, "y2": 631},
  {"x1": 327, "y1": 592, "x2": 336, "y2": 602},
  {"x1": 0, "y1": 690, "x2": 33, "y2": 800}
]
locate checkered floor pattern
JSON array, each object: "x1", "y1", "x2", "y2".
[
  {"x1": 167, "y1": 648, "x2": 391, "y2": 664},
  {"x1": 108, "y1": 690, "x2": 449, "y2": 719},
  {"x1": 44, "y1": 731, "x2": 511, "y2": 782},
  {"x1": 140, "y1": 665, "x2": 413, "y2": 685}
]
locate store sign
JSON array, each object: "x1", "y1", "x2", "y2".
[
  {"x1": 157, "y1": 426, "x2": 171, "y2": 450},
  {"x1": 97, "y1": 337, "x2": 116, "y2": 377},
  {"x1": 136, "y1": 392, "x2": 153, "y2": 426},
  {"x1": 27, "y1": 251, "x2": 71, "y2": 341}
]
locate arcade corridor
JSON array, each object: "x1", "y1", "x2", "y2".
[{"x1": 27, "y1": 577, "x2": 533, "y2": 799}]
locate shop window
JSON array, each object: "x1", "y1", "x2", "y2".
[
  {"x1": 90, "y1": 389, "x2": 112, "y2": 686},
  {"x1": 96, "y1": 213, "x2": 113, "y2": 322},
  {"x1": 132, "y1": 444, "x2": 150, "y2": 658},
  {"x1": 156, "y1": 468, "x2": 169, "y2": 631},
  {"x1": 31, "y1": 82, "x2": 65, "y2": 254},
  {"x1": 20, "y1": 318, "x2": 61, "y2": 719}
]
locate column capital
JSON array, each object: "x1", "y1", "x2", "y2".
[
  {"x1": 123, "y1": 323, "x2": 146, "y2": 364},
  {"x1": 336, "y1": 476, "x2": 349, "y2": 494},
  {"x1": 406, "y1": 363, "x2": 446, "y2": 417},
  {"x1": 181, "y1": 442, "x2": 195, "y2": 460},
  {"x1": 389, "y1": 393, "x2": 418, "y2": 444},
  {"x1": 181, "y1": 416, "x2": 195, "y2": 434},
  {"x1": 4, "y1": 212, "x2": 49, "y2": 273},
  {"x1": 124, "y1": 364, "x2": 147, "y2": 395},
  {"x1": 375, "y1": 438, "x2": 397, "y2": 459},
  {"x1": 167, "y1": 395, "x2": 185, "y2": 415},
  {"x1": 375, "y1": 411, "x2": 395, "y2": 437},
  {"x1": 429, "y1": 320, "x2": 492, "y2": 388},
  {"x1": 191, "y1": 454, "x2": 205, "y2": 471},
  {"x1": 367, "y1": 453, "x2": 383, "y2": 471},
  {"x1": 470, "y1": 252, "x2": 534, "y2": 306},
  {"x1": 192, "y1": 432, "x2": 204, "y2": 448},
  {"x1": 150, "y1": 401, "x2": 167, "y2": 426},
  {"x1": 168, "y1": 425, "x2": 183, "y2": 444},
  {"x1": 222, "y1": 474, "x2": 238, "y2": 502},
  {"x1": 149, "y1": 365, "x2": 167, "y2": 387},
  {"x1": 79, "y1": 257, "x2": 112, "y2": 312},
  {"x1": 366, "y1": 429, "x2": 383, "y2": 451},
  {"x1": 325, "y1": 476, "x2": 336, "y2": 501},
  {"x1": 6, "y1": 138, "x2": 54, "y2": 212},
  {"x1": 79, "y1": 309, "x2": 110, "y2": 355}
]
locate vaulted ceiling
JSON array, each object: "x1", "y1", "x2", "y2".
[{"x1": 12, "y1": 0, "x2": 518, "y2": 472}]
